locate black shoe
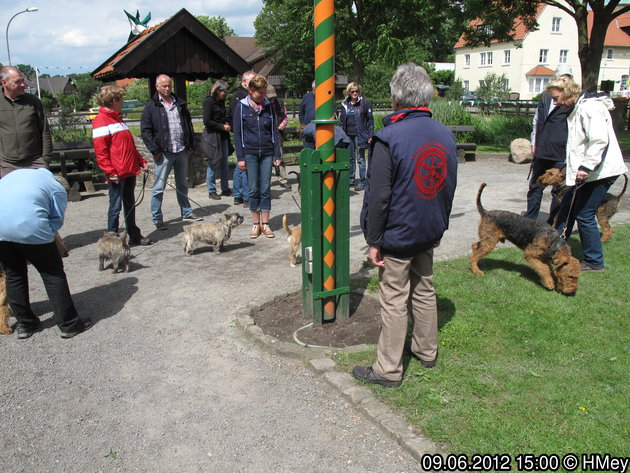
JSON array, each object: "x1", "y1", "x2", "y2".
[
  {"x1": 243, "y1": 200, "x2": 249, "y2": 208},
  {"x1": 208, "y1": 192, "x2": 221, "y2": 200},
  {"x1": 155, "y1": 221, "x2": 167, "y2": 230},
  {"x1": 354, "y1": 183, "x2": 365, "y2": 191},
  {"x1": 60, "y1": 318, "x2": 93, "y2": 339},
  {"x1": 17, "y1": 319, "x2": 40, "y2": 340},
  {"x1": 404, "y1": 340, "x2": 437, "y2": 368},
  {"x1": 234, "y1": 197, "x2": 243, "y2": 205},
  {"x1": 182, "y1": 214, "x2": 203, "y2": 222},
  {"x1": 130, "y1": 236, "x2": 152, "y2": 246},
  {"x1": 222, "y1": 189, "x2": 232, "y2": 197},
  {"x1": 282, "y1": 182, "x2": 292, "y2": 191},
  {"x1": 352, "y1": 366, "x2": 402, "y2": 388},
  {"x1": 580, "y1": 262, "x2": 605, "y2": 273}
]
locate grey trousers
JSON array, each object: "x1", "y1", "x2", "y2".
[{"x1": 373, "y1": 250, "x2": 438, "y2": 381}]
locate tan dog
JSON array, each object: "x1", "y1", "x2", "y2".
[
  {"x1": 183, "y1": 211, "x2": 244, "y2": 256},
  {"x1": 0, "y1": 265, "x2": 11, "y2": 335},
  {"x1": 97, "y1": 231, "x2": 131, "y2": 273},
  {"x1": 470, "y1": 183, "x2": 580, "y2": 296},
  {"x1": 538, "y1": 168, "x2": 627, "y2": 242},
  {"x1": 282, "y1": 215, "x2": 302, "y2": 267}
]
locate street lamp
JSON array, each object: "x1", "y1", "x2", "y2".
[{"x1": 5, "y1": 7, "x2": 38, "y2": 65}]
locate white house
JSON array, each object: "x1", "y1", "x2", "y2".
[{"x1": 454, "y1": 4, "x2": 630, "y2": 99}]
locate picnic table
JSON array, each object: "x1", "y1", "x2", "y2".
[{"x1": 50, "y1": 141, "x2": 96, "y2": 192}]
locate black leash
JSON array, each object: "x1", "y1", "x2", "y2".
[
  {"x1": 560, "y1": 180, "x2": 585, "y2": 240},
  {"x1": 146, "y1": 168, "x2": 209, "y2": 214},
  {"x1": 118, "y1": 171, "x2": 148, "y2": 232}
]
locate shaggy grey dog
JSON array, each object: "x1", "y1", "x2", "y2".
[
  {"x1": 183, "y1": 212, "x2": 244, "y2": 256},
  {"x1": 97, "y1": 231, "x2": 131, "y2": 273}
]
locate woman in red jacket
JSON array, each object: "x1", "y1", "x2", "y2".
[{"x1": 92, "y1": 85, "x2": 151, "y2": 246}]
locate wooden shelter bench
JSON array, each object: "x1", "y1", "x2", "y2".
[{"x1": 50, "y1": 141, "x2": 96, "y2": 192}]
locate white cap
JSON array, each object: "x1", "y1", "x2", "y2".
[{"x1": 555, "y1": 64, "x2": 573, "y2": 77}]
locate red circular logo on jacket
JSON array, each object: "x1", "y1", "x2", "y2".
[{"x1": 413, "y1": 142, "x2": 448, "y2": 200}]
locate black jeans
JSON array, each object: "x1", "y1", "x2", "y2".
[
  {"x1": 108, "y1": 175, "x2": 142, "y2": 242},
  {"x1": 0, "y1": 241, "x2": 81, "y2": 332},
  {"x1": 524, "y1": 158, "x2": 565, "y2": 221}
]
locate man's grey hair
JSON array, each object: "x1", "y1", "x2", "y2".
[
  {"x1": 0, "y1": 65, "x2": 22, "y2": 82},
  {"x1": 390, "y1": 63, "x2": 434, "y2": 109}
]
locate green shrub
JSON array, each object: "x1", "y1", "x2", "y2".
[{"x1": 471, "y1": 114, "x2": 532, "y2": 146}]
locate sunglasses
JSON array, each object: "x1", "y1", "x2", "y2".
[{"x1": 350, "y1": 90, "x2": 359, "y2": 93}]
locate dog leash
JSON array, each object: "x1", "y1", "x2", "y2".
[
  {"x1": 114, "y1": 171, "x2": 148, "y2": 233},
  {"x1": 146, "y1": 168, "x2": 210, "y2": 214},
  {"x1": 560, "y1": 180, "x2": 585, "y2": 240}
]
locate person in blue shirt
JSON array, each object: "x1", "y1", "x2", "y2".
[{"x1": 0, "y1": 168, "x2": 91, "y2": 339}]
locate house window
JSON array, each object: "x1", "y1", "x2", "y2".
[
  {"x1": 487, "y1": 52, "x2": 493, "y2": 65},
  {"x1": 480, "y1": 52, "x2": 486, "y2": 66},
  {"x1": 503, "y1": 79, "x2": 509, "y2": 90},
  {"x1": 529, "y1": 77, "x2": 551, "y2": 94},
  {"x1": 539, "y1": 49, "x2": 549, "y2": 64},
  {"x1": 504, "y1": 50, "x2": 511, "y2": 64},
  {"x1": 552, "y1": 17, "x2": 561, "y2": 33},
  {"x1": 607, "y1": 49, "x2": 614, "y2": 59},
  {"x1": 463, "y1": 80, "x2": 470, "y2": 91},
  {"x1": 465, "y1": 54, "x2": 470, "y2": 67},
  {"x1": 559, "y1": 50, "x2": 568, "y2": 64},
  {"x1": 479, "y1": 80, "x2": 485, "y2": 87}
]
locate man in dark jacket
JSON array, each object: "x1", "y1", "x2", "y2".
[
  {"x1": 0, "y1": 66, "x2": 52, "y2": 177},
  {"x1": 299, "y1": 81, "x2": 316, "y2": 149},
  {"x1": 227, "y1": 71, "x2": 255, "y2": 206},
  {"x1": 524, "y1": 64, "x2": 573, "y2": 222},
  {"x1": 141, "y1": 74, "x2": 201, "y2": 229},
  {"x1": 353, "y1": 63, "x2": 457, "y2": 388}
]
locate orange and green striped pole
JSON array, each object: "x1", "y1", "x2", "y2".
[{"x1": 313, "y1": 0, "x2": 337, "y2": 320}]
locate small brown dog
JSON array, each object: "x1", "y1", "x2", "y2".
[
  {"x1": 282, "y1": 214, "x2": 302, "y2": 267},
  {"x1": 470, "y1": 183, "x2": 580, "y2": 296},
  {"x1": 183, "y1": 211, "x2": 244, "y2": 256},
  {"x1": 97, "y1": 231, "x2": 131, "y2": 273},
  {"x1": 538, "y1": 168, "x2": 627, "y2": 242},
  {"x1": 0, "y1": 264, "x2": 11, "y2": 335}
]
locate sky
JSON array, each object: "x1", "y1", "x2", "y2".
[{"x1": 1, "y1": 0, "x2": 263, "y2": 75}]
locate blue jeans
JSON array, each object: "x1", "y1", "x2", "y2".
[
  {"x1": 348, "y1": 135, "x2": 366, "y2": 185},
  {"x1": 233, "y1": 166, "x2": 249, "y2": 200},
  {"x1": 244, "y1": 154, "x2": 273, "y2": 212},
  {"x1": 108, "y1": 175, "x2": 142, "y2": 242},
  {"x1": 151, "y1": 149, "x2": 193, "y2": 223},
  {"x1": 206, "y1": 137, "x2": 230, "y2": 194},
  {"x1": 556, "y1": 176, "x2": 618, "y2": 268}
]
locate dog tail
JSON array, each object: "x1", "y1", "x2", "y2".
[
  {"x1": 617, "y1": 174, "x2": 628, "y2": 199},
  {"x1": 288, "y1": 171, "x2": 300, "y2": 180},
  {"x1": 476, "y1": 183, "x2": 488, "y2": 216},
  {"x1": 282, "y1": 214, "x2": 292, "y2": 236}
]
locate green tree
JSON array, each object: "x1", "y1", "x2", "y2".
[
  {"x1": 475, "y1": 73, "x2": 509, "y2": 110},
  {"x1": 16, "y1": 63, "x2": 36, "y2": 78},
  {"x1": 457, "y1": 0, "x2": 630, "y2": 91},
  {"x1": 195, "y1": 15, "x2": 237, "y2": 41},
  {"x1": 70, "y1": 73, "x2": 105, "y2": 110},
  {"x1": 123, "y1": 79, "x2": 150, "y2": 103},
  {"x1": 254, "y1": 0, "x2": 464, "y2": 94}
]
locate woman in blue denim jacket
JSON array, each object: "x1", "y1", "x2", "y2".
[{"x1": 233, "y1": 74, "x2": 282, "y2": 239}]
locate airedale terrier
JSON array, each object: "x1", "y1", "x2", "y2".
[
  {"x1": 538, "y1": 168, "x2": 627, "y2": 242},
  {"x1": 470, "y1": 183, "x2": 580, "y2": 296}
]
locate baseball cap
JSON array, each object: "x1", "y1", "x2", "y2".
[{"x1": 555, "y1": 64, "x2": 573, "y2": 77}]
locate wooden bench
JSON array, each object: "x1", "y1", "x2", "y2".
[
  {"x1": 447, "y1": 125, "x2": 477, "y2": 162},
  {"x1": 50, "y1": 141, "x2": 96, "y2": 193}
]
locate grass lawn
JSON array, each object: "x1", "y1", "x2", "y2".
[{"x1": 335, "y1": 224, "x2": 630, "y2": 460}]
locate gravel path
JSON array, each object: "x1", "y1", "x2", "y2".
[{"x1": 1, "y1": 157, "x2": 628, "y2": 472}]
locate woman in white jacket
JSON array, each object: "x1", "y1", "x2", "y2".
[{"x1": 546, "y1": 76, "x2": 628, "y2": 272}]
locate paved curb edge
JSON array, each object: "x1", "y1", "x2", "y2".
[{"x1": 234, "y1": 298, "x2": 443, "y2": 464}]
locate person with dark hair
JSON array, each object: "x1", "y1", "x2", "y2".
[
  {"x1": 203, "y1": 79, "x2": 233, "y2": 200},
  {"x1": 547, "y1": 76, "x2": 628, "y2": 272},
  {"x1": 0, "y1": 66, "x2": 52, "y2": 177},
  {"x1": 0, "y1": 168, "x2": 91, "y2": 339},
  {"x1": 233, "y1": 74, "x2": 282, "y2": 239},
  {"x1": 353, "y1": 63, "x2": 457, "y2": 388},
  {"x1": 93, "y1": 85, "x2": 151, "y2": 246},
  {"x1": 227, "y1": 71, "x2": 256, "y2": 206},
  {"x1": 141, "y1": 74, "x2": 201, "y2": 229},
  {"x1": 338, "y1": 82, "x2": 374, "y2": 191}
]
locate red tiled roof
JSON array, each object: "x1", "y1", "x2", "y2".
[
  {"x1": 455, "y1": 6, "x2": 630, "y2": 49},
  {"x1": 526, "y1": 65, "x2": 556, "y2": 76}
]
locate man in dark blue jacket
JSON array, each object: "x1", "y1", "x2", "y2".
[
  {"x1": 353, "y1": 63, "x2": 457, "y2": 388},
  {"x1": 141, "y1": 74, "x2": 200, "y2": 229},
  {"x1": 299, "y1": 81, "x2": 316, "y2": 149},
  {"x1": 524, "y1": 64, "x2": 573, "y2": 222}
]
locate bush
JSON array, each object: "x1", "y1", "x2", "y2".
[{"x1": 471, "y1": 114, "x2": 532, "y2": 145}]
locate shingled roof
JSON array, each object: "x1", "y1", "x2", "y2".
[{"x1": 91, "y1": 8, "x2": 250, "y2": 81}]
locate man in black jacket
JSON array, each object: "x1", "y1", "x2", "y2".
[
  {"x1": 524, "y1": 64, "x2": 573, "y2": 222},
  {"x1": 141, "y1": 74, "x2": 201, "y2": 229}
]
